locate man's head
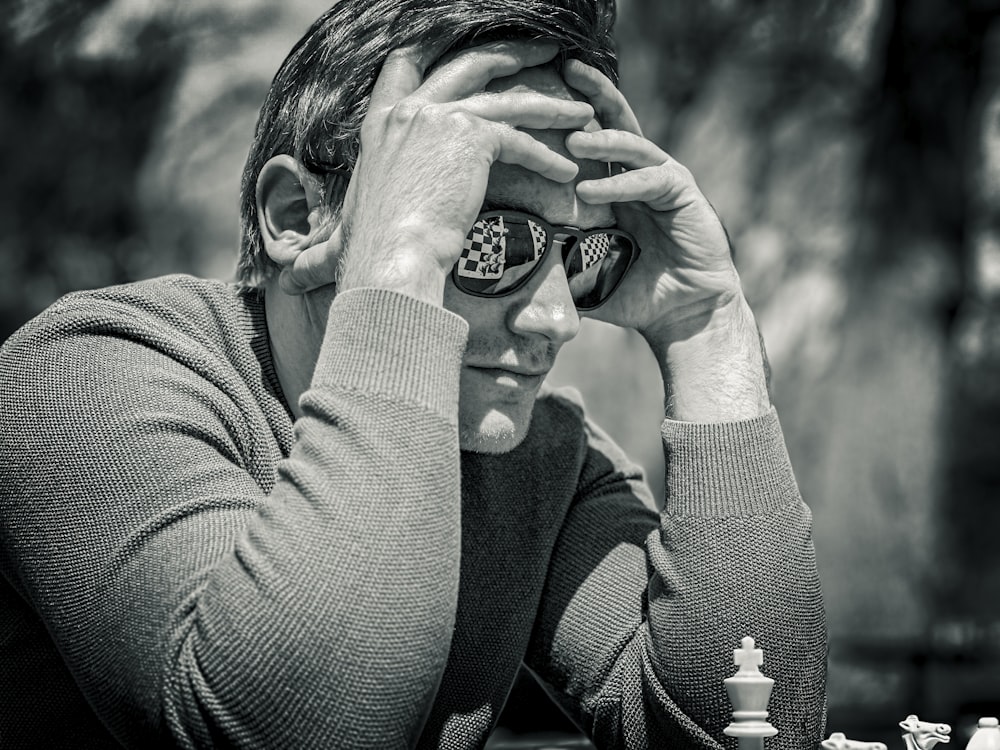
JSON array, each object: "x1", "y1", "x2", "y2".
[
  {"x1": 237, "y1": 0, "x2": 618, "y2": 287},
  {"x1": 443, "y1": 64, "x2": 616, "y2": 452}
]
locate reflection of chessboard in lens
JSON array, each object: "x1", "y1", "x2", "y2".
[
  {"x1": 527, "y1": 220, "x2": 547, "y2": 258},
  {"x1": 579, "y1": 233, "x2": 610, "y2": 269},
  {"x1": 459, "y1": 218, "x2": 506, "y2": 279}
]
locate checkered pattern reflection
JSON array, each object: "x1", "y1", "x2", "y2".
[
  {"x1": 527, "y1": 220, "x2": 547, "y2": 258},
  {"x1": 579, "y1": 233, "x2": 610, "y2": 270},
  {"x1": 458, "y1": 216, "x2": 507, "y2": 279},
  {"x1": 458, "y1": 216, "x2": 548, "y2": 278}
]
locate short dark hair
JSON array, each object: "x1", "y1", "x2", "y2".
[{"x1": 237, "y1": 0, "x2": 618, "y2": 286}]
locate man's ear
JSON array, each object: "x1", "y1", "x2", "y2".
[{"x1": 256, "y1": 155, "x2": 326, "y2": 268}]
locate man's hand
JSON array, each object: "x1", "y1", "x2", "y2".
[
  {"x1": 562, "y1": 60, "x2": 769, "y2": 420},
  {"x1": 561, "y1": 59, "x2": 741, "y2": 340},
  {"x1": 279, "y1": 41, "x2": 595, "y2": 307}
]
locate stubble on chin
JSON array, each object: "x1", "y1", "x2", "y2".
[{"x1": 458, "y1": 406, "x2": 536, "y2": 455}]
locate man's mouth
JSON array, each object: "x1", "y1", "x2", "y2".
[{"x1": 466, "y1": 365, "x2": 548, "y2": 388}]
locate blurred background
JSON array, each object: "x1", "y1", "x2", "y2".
[{"x1": 3, "y1": 0, "x2": 999, "y2": 747}]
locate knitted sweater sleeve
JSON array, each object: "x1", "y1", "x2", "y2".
[
  {"x1": 525, "y1": 397, "x2": 827, "y2": 750},
  {"x1": 0, "y1": 286, "x2": 468, "y2": 749}
]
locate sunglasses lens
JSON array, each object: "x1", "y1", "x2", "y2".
[
  {"x1": 566, "y1": 232, "x2": 635, "y2": 310},
  {"x1": 456, "y1": 212, "x2": 638, "y2": 307},
  {"x1": 455, "y1": 215, "x2": 548, "y2": 296}
]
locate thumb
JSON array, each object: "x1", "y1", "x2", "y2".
[{"x1": 278, "y1": 222, "x2": 346, "y2": 295}]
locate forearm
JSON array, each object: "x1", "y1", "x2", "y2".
[
  {"x1": 643, "y1": 294, "x2": 770, "y2": 423},
  {"x1": 0, "y1": 286, "x2": 470, "y2": 748},
  {"x1": 523, "y1": 403, "x2": 826, "y2": 750},
  {"x1": 639, "y1": 296, "x2": 825, "y2": 746},
  {"x1": 164, "y1": 289, "x2": 470, "y2": 747},
  {"x1": 642, "y1": 411, "x2": 827, "y2": 750}
]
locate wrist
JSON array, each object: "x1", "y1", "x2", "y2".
[
  {"x1": 644, "y1": 295, "x2": 771, "y2": 422},
  {"x1": 337, "y1": 218, "x2": 465, "y2": 307},
  {"x1": 640, "y1": 284, "x2": 743, "y2": 349},
  {"x1": 338, "y1": 244, "x2": 449, "y2": 308}
]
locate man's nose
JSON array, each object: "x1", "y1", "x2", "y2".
[{"x1": 506, "y1": 245, "x2": 580, "y2": 344}]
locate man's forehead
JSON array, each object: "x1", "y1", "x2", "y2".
[
  {"x1": 484, "y1": 159, "x2": 615, "y2": 228},
  {"x1": 485, "y1": 62, "x2": 587, "y2": 101},
  {"x1": 483, "y1": 64, "x2": 613, "y2": 227}
]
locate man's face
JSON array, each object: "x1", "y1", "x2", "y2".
[{"x1": 443, "y1": 66, "x2": 614, "y2": 453}]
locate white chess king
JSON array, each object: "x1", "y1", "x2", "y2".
[{"x1": 724, "y1": 636, "x2": 778, "y2": 750}]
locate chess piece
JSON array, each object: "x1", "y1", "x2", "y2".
[
  {"x1": 821, "y1": 731, "x2": 887, "y2": 750},
  {"x1": 900, "y1": 715, "x2": 951, "y2": 750},
  {"x1": 966, "y1": 717, "x2": 1000, "y2": 750},
  {"x1": 724, "y1": 636, "x2": 778, "y2": 750}
]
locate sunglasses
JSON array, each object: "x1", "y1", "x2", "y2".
[{"x1": 452, "y1": 210, "x2": 640, "y2": 311}]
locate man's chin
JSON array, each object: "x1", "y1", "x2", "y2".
[{"x1": 458, "y1": 410, "x2": 531, "y2": 454}]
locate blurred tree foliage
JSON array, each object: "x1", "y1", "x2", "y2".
[{"x1": 1, "y1": 0, "x2": 182, "y2": 338}]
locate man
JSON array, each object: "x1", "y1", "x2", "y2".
[{"x1": 0, "y1": 1, "x2": 827, "y2": 748}]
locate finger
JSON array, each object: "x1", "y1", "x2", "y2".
[
  {"x1": 457, "y1": 91, "x2": 594, "y2": 130},
  {"x1": 565, "y1": 128, "x2": 668, "y2": 169},
  {"x1": 369, "y1": 45, "x2": 434, "y2": 113},
  {"x1": 417, "y1": 40, "x2": 560, "y2": 103},
  {"x1": 562, "y1": 59, "x2": 643, "y2": 136},
  {"x1": 576, "y1": 164, "x2": 694, "y2": 207},
  {"x1": 279, "y1": 223, "x2": 345, "y2": 294},
  {"x1": 493, "y1": 126, "x2": 580, "y2": 183}
]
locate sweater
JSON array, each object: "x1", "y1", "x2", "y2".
[{"x1": 0, "y1": 274, "x2": 826, "y2": 749}]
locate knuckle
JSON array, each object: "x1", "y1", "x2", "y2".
[
  {"x1": 386, "y1": 47, "x2": 416, "y2": 64},
  {"x1": 646, "y1": 166, "x2": 672, "y2": 193},
  {"x1": 443, "y1": 108, "x2": 479, "y2": 134},
  {"x1": 387, "y1": 98, "x2": 421, "y2": 126},
  {"x1": 459, "y1": 47, "x2": 491, "y2": 66},
  {"x1": 673, "y1": 162, "x2": 695, "y2": 184},
  {"x1": 303, "y1": 261, "x2": 328, "y2": 289},
  {"x1": 505, "y1": 128, "x2": 531, "y2": 152},
  {"x1": 609, "y1": 97, "x2": 628, "y2": 120},
  {"x1": 646, "y1": 168, "x2": 668, "y2": 191},
  {"x1": 441, "y1": 48, "x2": 491, "y2": 79}
]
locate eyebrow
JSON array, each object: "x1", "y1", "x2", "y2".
[{"x1": 481, "y1": 197, "x2": 547, "y2": 215}]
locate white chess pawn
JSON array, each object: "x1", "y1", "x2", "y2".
[
  {"x1": 724, "y1": 636, "x2": 778, "y2": 750},
  {"x1": 966, "y1": 718, "x2": 1000, "y2": 750}
]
